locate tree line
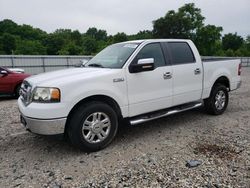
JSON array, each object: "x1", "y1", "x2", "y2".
[{"x1": 0, "y1": 3, "x2": 249, "y2": 56}]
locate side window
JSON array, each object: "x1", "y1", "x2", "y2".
[
  {"x1": 135, "y1": 43, "x2": 166, "y2": 68},
  {"x1": 168, "y1": 42, "x2": 195, "y2": 65}
]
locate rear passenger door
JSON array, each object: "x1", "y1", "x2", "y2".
[{"x1": 163, "y1": 42, "x2": 202, "y2": 106}]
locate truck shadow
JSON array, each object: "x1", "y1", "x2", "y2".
[
  {"x1": 115, "y1": 107, "x2": 207, "y2": 142},
  {"x1": 0, "y1": 96, "x2": 16, "y2": 101},
  {"x1": 1, "y1": 107, "x2": 209, "y2": 158},
  {"x1": 30, "y1": 108, "x2": 207, "y2": 153}
]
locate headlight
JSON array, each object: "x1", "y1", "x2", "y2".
[{"x1": 32, "y1": 87, "x2": 60, "y2": 103}]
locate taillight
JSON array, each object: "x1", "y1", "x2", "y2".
[{"x1": 238, "y1": 63, "x2": 242, "y2": 75}]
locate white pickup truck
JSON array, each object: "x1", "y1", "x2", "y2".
[{"x1": 18, "y1": 39, "x2": 241, "y2": 151}]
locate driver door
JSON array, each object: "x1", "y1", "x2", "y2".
[{"x1": 126, "y1": 43, "x2": 173, "y2": 117}]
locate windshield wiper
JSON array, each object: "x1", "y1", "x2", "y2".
[{"x1": 87, "y1": 63, "x2": 104, "y2": 68}]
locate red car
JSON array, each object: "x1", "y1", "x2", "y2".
[{"x1": 0, "y1": 67, "x2": 31, "y2": 97}]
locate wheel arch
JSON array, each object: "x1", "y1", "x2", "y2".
[
  {"x1": 65, "y1": 95, "x2": 123, "y2": 133},
  {"x1": 204, "y1": 79, "x2": 229, "y2": 115},
  {"x1": 212, "y1": 76, "x2": 230, "y2": 90},
  {"x1": 207, "y1": 75, "x2": 230, "y2": 98},
  {"x1": 13, "y1": 81, "x2": 22, "y2": 95}
]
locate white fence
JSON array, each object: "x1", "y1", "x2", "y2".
[
  {"x1": 0, "y1": 55, "x2": 249, "y2": 75},
  {"x1": 0, "y1": 55, "x2": 92, "y2": 74}
]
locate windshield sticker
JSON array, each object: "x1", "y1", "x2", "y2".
[{"x1": 124, "y1": 44, "x2": 138, "y2": 49}]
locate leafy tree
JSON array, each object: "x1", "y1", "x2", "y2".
[
  {"x1": 1, "y1": 33, "x2": 16, "y2": 54},
  {"x1": 86, "y1": 27, "x2": 108, "y2": 41},
  {"x1": 234, "y1": 38, "x2": 250, "y2": 57},
  {"x1": 97, "y1": 40, "x2": 109, "y2": 52},
  {"x1": 17, "y1": 24, "x2": 46, "y2": 41},
  {"x1": 245, "y1": 35, "x2": 250, "y2": 51},
  {"x1": 0, "y1": 36, "x2": 4, "y2": 54},
  {"x1": 96, "y1": 29, "x2": 108, "y2": 41},
  {"x1": 46, "y1": 29, "x2": 84, "y2": 55},
  {"x1": 136, "y1": 30, "x2": 153, "y2": 39},
  {"x1": 213, "y1": 40, "x2": 225, "y2": 56},
  {"x1": 222, "y1": 33, "x2": 243, "y2": 51},
  {"x1": 153, "y1": 3, "x2": 204, "y2": 39},
  {"x1": 86, "y1": 27, "x2": 98, "y2": 38},
  {"x1": 195, "y1": 25, "x2": 223, "y2": 55},
  {"x1": 15, "y1": 40, "x2": 46, "y2": 55},
  {"x1": 113, "y1": 32, "x2": 128, "y2": 43},
  {"x1": 129, "y1": 30, "x2": 153, "y2": 40},
  {"x1": 0, "y1": 19, "x2": 19, "y2": 35},
  {"x1": 58, "y1": 42, "x2": 82, "y2": 55},
  {"x1": 53, "y1": 29, "x2": 72, "y2": 42},
  {"x1": 0, "y1": 14, "x2": 249, "y2": 56},
  {"x1": 71, "y1": 30, "x2": 82, "y2": 46},
  {"x1": 44, "y1": 34, "x2": 65, "y2": 55},
  {"x1": 83, "y1": 36, "x2": 98, "y2": 55},
  {"x1": 66, "y1": 43, "x2": 82, "y2": 55},
  {"x1": 225, "y1": 49, "x2": 235, "y2": 56}
]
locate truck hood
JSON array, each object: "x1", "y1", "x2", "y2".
[{"x1": 26, "y1": 67, "x2": 112, "y2": 87}]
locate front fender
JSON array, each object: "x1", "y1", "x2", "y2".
[{"x1": 63, "y1": 82, "x2": 129, "y2": 118}]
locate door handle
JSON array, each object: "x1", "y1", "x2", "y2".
[
  {"x1": 163, "y1": 72, "x2": 172, "y2": 79},
  {"x1": 194, "y1": 68, "x2": 201, "y2": 75}
]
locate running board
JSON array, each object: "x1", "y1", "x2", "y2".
[{"x1": 129, "y1": 102, "x2": 203, "y2": 125}]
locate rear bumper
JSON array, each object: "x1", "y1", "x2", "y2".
[{"x1": 20, "y1": 114, "x2": 66, "y2": 135}]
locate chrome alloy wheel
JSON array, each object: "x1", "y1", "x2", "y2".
[
  {"x1": 82, "y1": 112, "x2": 111, "y2": 143},
  {"x1": 215, "y1": 90, "x2": 226, "y2": 110}
]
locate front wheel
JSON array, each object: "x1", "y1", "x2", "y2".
[
  {"x1": 14, "y1": 84, "x2": 21, "y2": 98},
  {"x1": 204, "y1": 84, "x2": 229, "y2": 115},
  {"x1": 67, "y1": 101, "x2": 118, "y2": 152}
]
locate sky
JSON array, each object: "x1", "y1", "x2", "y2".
[{"x1": 0, "y1": 0, "x2": 249, "y2": 38}]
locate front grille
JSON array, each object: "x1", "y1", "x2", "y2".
[{"x1": 20, "y1": 81, "x2": 32, "y2": 106}]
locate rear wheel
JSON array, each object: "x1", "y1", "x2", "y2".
[
  {"x1": 67, "y1": 101, "x2": 118, "y2": 152},
  {"x1": 204, "y1": 84, "x2": 229, "y2": 115}
]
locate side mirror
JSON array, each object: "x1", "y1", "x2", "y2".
[
  {"x1": 129, "y1": 58, "x2": 155, "y2": 73},
  {"x1": 0, "y1": 70, "x2": 8, "y2": 76}
]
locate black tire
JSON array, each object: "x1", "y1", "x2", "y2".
[
  {"x1": 67, "y1": 101, "x2": 118, "y2": 152},
  {"x1": 14, "y1": 84, "x2": 21, "y2": 98},
  {"x1": 204, "y1": 84, "x2": 229, "y2": 115}
]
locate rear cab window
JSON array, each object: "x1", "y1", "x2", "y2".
[{"x1": 165, "y1": 42, "x2": 195, "y2": 65}]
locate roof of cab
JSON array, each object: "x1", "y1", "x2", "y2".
[{"x1": 121, "y1": 39, "x2": 191, "y2": 44}]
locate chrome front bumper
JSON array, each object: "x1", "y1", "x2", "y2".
[{"x1": 20, "y1": 114, "x2": 66, "y2": 135}]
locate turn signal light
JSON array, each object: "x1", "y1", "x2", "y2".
[{"x1": 51, "y1": 89, "x2": 60, "y2": 100}]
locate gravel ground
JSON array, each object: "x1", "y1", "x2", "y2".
[{"x1": 0, "y1": 68, "x2": 249, "y2": 188}]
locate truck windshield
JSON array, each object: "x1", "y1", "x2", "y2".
[{"x1": 85, "y1": 43, "x2": 139, "y2": 68}]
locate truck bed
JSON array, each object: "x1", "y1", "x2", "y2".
[{"x1": 202, "y1": 58, "x2": 241, "y2": 99}]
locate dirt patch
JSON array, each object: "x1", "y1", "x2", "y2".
[{"x1": 194, "y1": 143, "x2": 238, "y2": 160}]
